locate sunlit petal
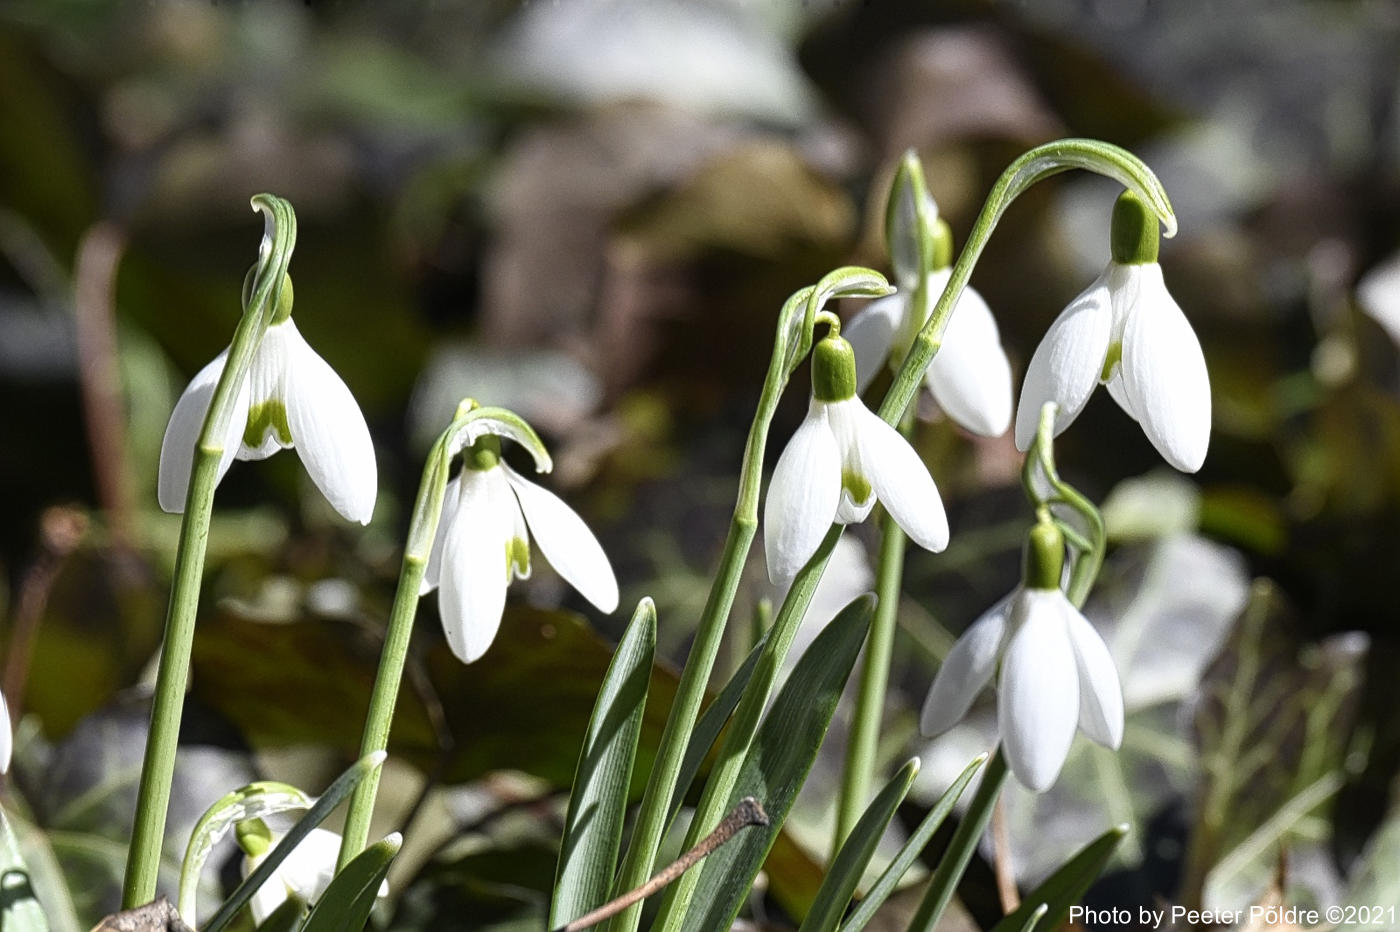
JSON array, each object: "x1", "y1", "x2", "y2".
[
  {"x1": 764, "y1": 403, "x2": 841, "y2": 584},
  {"x1": 998, "y1": 590, "x2": 1080, "y2": 792},
  {"x1": 157, "y1": 350, "x2": 249, "y2": 514},
  {"x1": 845, "y1": 293, "x2": 905, "y2": 393},
  {"x1": 852, "y1": 404, "x2": 948, "y2": 553},
  {"x1": 1014, "y1": 273, "x2": 1113, "y2": 450},
  {"x1": 920, "y1": 593, "x2": 1012, "y2": 736},
  {"x1": 1120, "y1": 265, "x2": 1211, "y2": 472},
  {"x1": 1063, "y1": 598, "x2": 1125, "y2": 748},
  {"x1": 924, "y1": 284, "x2": 1013, "y2": 437},
  {"x1": 826, "y1": 400, "x2": 877, "y2": 524},
  {"x1": 281, "y1": 322, "x2": 378, "y2": 524},
  {"x1": 503, "y1": 464, "x2": 619, "y2": 613},
  {"x1": 438, "y1": 471, "x2": 513, "y2": 663}
]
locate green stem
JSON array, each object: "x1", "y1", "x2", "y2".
[
  {"x1": 336, "y1": 549, "x2": 429, "y2": 870},
  {"x1": 606, "y1": 271, "x2": 889, "y2": 932},
  {"x1": 337, "y1": 403, "x2": 549, "y2": 870},
  {"x1": 655, "y1": 141, "x2": 1171, "y2": 928},
  {"x1": 653, "y1": 525, "x2": 842, "y2": 930},
  {"x1": 123, "y1": 196, "x2": 297, "y2": 907},
  {"x1": 834, "y1": 502, "x2": 907, "y2": 851}
]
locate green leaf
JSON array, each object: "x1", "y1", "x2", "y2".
[
  {"x1": 675, "y1": 594, "x2": 874, "y2": 932},
  {"x1": 301, "y1": 834, "x2": 400, "y2": 932},
  {"x1": 798, "y1": 758, "x2": 919, "y2": 932},
  {"x1": 191, "y1": 604, "x2": 681, "y2": 789},
  {"x1": 0, "y1": 808, "x2": 50, "y2": 931},
  {"x1": 549, "y1": 599, "x2": 656, "y2": 927},
  {"x1": 202, "y1": 752, "x2": 385, "y2": 932},
  {"x1": 988, "y1": 823, "x2": 1127, "y2": 932},
  {"x1": 664, "y1": 630, "x2": 768, "y2": 830},
  {"x1": 178, "y1": 781, "x2": 315, "y2": 925},
  {"x1": 838, "y1": 754, "x2": 984, "y2": 932},
  {"x1": 255, "y1": 895, "x2": 308, "y2": 932}
]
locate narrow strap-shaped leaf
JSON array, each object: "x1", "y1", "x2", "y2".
[
  {"x1": 799, "y1": 758, "x2": 920, "y2": 932},
  {"x1": 300, "y1": 834, "x2": 399, "y2": 932},
  {"x1": 254, "y1": 896, "x2": 308, "y2": 932},
  {"x1": 202, "y1": 751, "x2": 385, "y2": 932},
  {"x1": 550, "y1": 599, "x2": 657, "y2": 927},
  {"x1": 838, "y1": 754, "x2": 985, "y2": 932},
  {"x1": 987, "y1": 823, "x2": 1127, "y2": 932},
  {"x1": 0, "y1": 808, "x2": 50, "y2": 931},
  {"x1": 673, "y1": 594, "x2": 874, "y2": 932},
  {"x1": 906, "y1": 748, "x2": 1009, "y2": 932},
  {"x1": 1016, "y1": 904, "x2": 1049, "y2": 932},
  {"x1": 663, "y1": 630, "x2": 768, "y2": 832}
]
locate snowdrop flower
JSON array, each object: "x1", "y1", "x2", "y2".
[
  {"x1": 158, "y1": 275, "x2": 377, "y2": 524},
  {"x1": 1015, "y1": 190, "x2": 1210, "y2": 472},
  {"x1": 919, "y1": 522, "x2": 1123, "y2": 792},
  {"x1": 845, "y1": 218, "x2": 1014, "y2": 436},
  {"x1": 421, "y1": 432, "x2": 618, "y2": 663},
  {"x1": 764, "y1": 319, "x2": 948, "y2": 584},
  {"x1": 239, "y1": 824, "x2": 387, "y2": 923}
]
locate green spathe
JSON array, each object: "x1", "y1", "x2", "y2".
[
  {"x1": 1110, "y1": 190, "x2": 1159, "y2": 265},
  {"x1": 1023, "y1": 521, "x2": 1065, "y2": 591},
  {"x1": 812, "y1": 333, "x2": 858, "y2": 402}
]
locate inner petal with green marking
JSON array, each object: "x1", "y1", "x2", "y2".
[
  {"x1": 842, "y1": 468, "x2": 872, "y2": 505},
  {"x1": 243, "y1": 400, "x2": 293, "y2": 449},
  {"x1": 506, "y1": 536, "x2": 531, "y2": 580}
]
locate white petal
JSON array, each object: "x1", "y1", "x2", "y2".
[
  {"x1": 246, "y1": 866, "x2": 289, "y2": 926},
  {"x1": 1062, "y1": 600, "x2": 1125, "y2": 748},
  {"x1": 1119, "y1": 264, "x2": 1211, "y2": 472},
  {"x1": 998, "y1": 590, "x2": 1080, "y2": 792},
  {"x1": 826, "y1": 400, "x2": 878, "y2": 524},
  {"x1": 924, "y1": 284, "x2": 1013, "y2": 436},
  {"x1": 1014, "y1": 273, "x2": 1114, "y2": 451},
  {"x1": 844, "y1": 294, "x2": 905, "y2": 393},
  {"x1": 503, "y1": 464, "x2": 619, "y2": 613},
  {"x1": 1104, "y1": 369, "x2": 1137, "y2": 421},
  {"x1": 0, "y1": 690, "x2": 10, "y2": 774},
  {"x1": 919, "y1": 593, "x2": 1012, "y2": 736},
  {"x1": 420, "y1": 475, "x2": 461, "y2": 595},
  {"x1": 764, "y1": 403, "x2": 842, "y2": 584},
  {"x1": 277, "y1": 828, "x2": 342, "y2": 903},
  {"x1": 280, "y1": 321, "x2": 379, "y2": 523},
  {"x1": 157, "y1": 349, "x2": 248, "y2": 513},
  {"x1": 240, "y1": 327, "x2": 291, "y2": 460},
  {"x1": 851, "y1": 403, "x2": 949, "y2": 552},
  {"x1": 438, "y1": 470, "x2": 514, "y2": 663}
]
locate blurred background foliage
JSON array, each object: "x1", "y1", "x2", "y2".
[{"x1": 2, "y1": 0, "x2": 1400, "y2": 928}]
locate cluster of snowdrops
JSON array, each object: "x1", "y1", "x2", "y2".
[{"x1": 51, "y1": 140, "x2": 1208, "y2": 931}]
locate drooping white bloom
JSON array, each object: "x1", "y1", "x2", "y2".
[
  {"x1": 1014, "y1": 191, "x2": 1210, "y2": 472},
  {"x1": 421, "y1": 444, "x2": 619, "y2": 664},
  {"x1": 844, "y1": 268, "x2": 1014, "y2": 437},
  {"x1": 158, "y1": 309, "x2": 377, "y2": 524},
  {"x1": 920, "y1": 582, "x2": 1123, "y2": 793},
  {"x1": 764, "y1": 329, "x2": 949, "y2": 584},
  {"x1": 242, "y1": 827, "x2": 388, "y2": 923}
]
